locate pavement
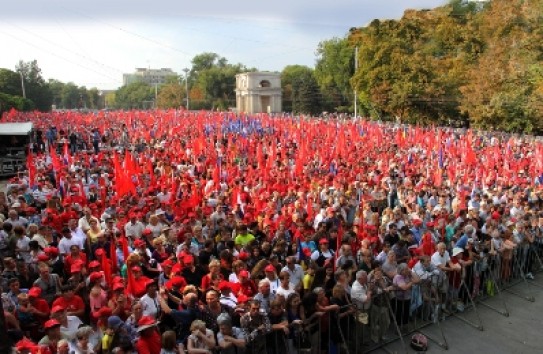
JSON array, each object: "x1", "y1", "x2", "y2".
[{"x1": 373, "y1": 276, "x2": 543, "y2": 354}]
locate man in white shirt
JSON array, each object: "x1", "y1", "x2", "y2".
[
  {"x1": 58, "y1": 228, "x2": 85, "y2": 255},
  {"x1": 124, "y1": 213, "x2": 145, "y2": 239},
  {"x1": 51, "y1": 305, "x2": 83, "y2": 341},
  {"x1": 140, "y1": 281, "x2": 161, "y2": 320},
  {"x1": 431, "y1": 243, "x2": 455, "y2": 272},
  {"x1": 275, "y1": 271, "x2": 296, "y2": 299},
  {"x1": 281, "y1": 256, "x2": 304, "y2": 289},
  {"x1": 78, "y1": 207, "x2": 99, "y2": 233},
  {"x1": 68, "y1": 219, "x2": 87, "y2": 246},
  {"x1": 351, "y1": 270, "x2": 371, "y2": 311}
]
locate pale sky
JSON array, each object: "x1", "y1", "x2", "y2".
[{"x1": 0, "y1": 0, "x2": 445, "y2": 90}]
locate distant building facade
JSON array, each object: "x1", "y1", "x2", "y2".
[
  {"x1": 123, "y1": 68, "x2": 178, "y2": 86},
  {"x1": 235, "y1": 72, "x2": 281, "y2": 114}
]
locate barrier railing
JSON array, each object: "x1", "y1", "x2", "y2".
[
  {"x1": 256, "y1": 242, "x2": 543, "y2": 354},
  {"x1": 232, "y1": 241, "x2": 543, "y2": 354}
]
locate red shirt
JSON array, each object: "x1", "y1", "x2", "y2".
[
  {"x1": 52, "y1": 295, "x2": 85, "y2": 314},
  {"x1": 136, "y1": 330, "x2": 162, "y2": 354},
  {"x1": 30, "y1": 298, "x2": 50, "y2": 325},
  {"x1": 238, "y1": 280, "x2": 257, "y2": 297}
]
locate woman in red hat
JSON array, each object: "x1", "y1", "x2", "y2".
[{"x1": 135, "y1": 316, "x2": 162, "y2": 354}]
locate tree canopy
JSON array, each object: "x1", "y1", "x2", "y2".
[{"x1": 350, "y1": 0, "x2": 543, "y2": 132}]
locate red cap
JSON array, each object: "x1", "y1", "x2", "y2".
[
  {"x1": 37, "y1": 254, "x2": 50, "y2": 262},
  {"x1": 412, "y1": 219, "x2": 423, "y2": 226},
  {"x1": 28, "y1": 287, "x2": 42, "y2": 298},
  {"x1": 134, "y1": 239, "x2": 146, "y2": 247},
  {"x1": 89, "y1": 271, "x2": 103, "y2": 283},
  {"x1": 319, "y1": 238, "x2": 329, "y2": 245},
  {"x1": 218, "y1": 281, "x2": 231, "y2": 291},
  {"x1": 170, "y1": 276, "x2": 186, "y2": 288},
  {"x1": 491, "y1": 211, "x2": 501, "y2": 220},
  {"x1": 51, "y1": 304, "x2": 66, "y2": 313},
  {"x1": 142, "y1": 228, "x2": 152, "y2": 236},
  {"x1": 88, "y1": 260, "x2": 101, "y2": 268},
  {"x1": 162, "y1": 259, "x2": 174, "y2": 268},
  {"x1": 137, "y1": 315, "x2": 157, "y2": 328},
  {"x1": 44, "y1": 247, "x2": 59, "y2": 256},
  {"x1": 239, "y1": 270, "x2": 249, "y2": 278},
  {"x1": 171, "y1": 263, "x2": 183, "y2": 275},
  {"x1": 183, "y1": 255, "x2": 194, "y2": 265},
  {"x1": 95, "y1": 249, "x2": 105, "y2": 257},
  {"x1": 44, "y1": 319, "x2": 61, "y2": 329},
  {"x1": 238, "y1": 251, "x2": 249, "y2": 261},
  {"x1": 113, "y1": 282, "x2": 125, "y2": 291},
  {"x1": 303, "y1": 248, "x2": 312, "y2": 257},
  {"x1": 15, "y1": 338, "x2": 38, "y2": 351},
  {"x1": 131, "y1": 266, "x2": 142, "y2": 272},
  {"x1": 264, "y1": 264, "x2": 275, "y2": 273},
  {"x1": 426, "y1": 221, "x2": 435, "y2": 227}
]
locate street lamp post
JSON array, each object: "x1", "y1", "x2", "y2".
[
  {"x1": 183, "y1": 68, "x2": 190, "y2": 110},
  {"x1": 19, "y1": 70, "x2": 26, "y2": 99}
]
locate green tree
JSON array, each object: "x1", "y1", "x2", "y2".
[
  {"x1": 48, "y1": 79, "x2": 64, "y2": 109},
  {"x1": 87, "y1": 88, "x2": 100, "y2": 109},
  {"x1": 114, "y1": 82, "x2": 154, "y2": 109},
  {"x1": 314, "y1": 37, "x2": 354, "y2": 112},
  {"x1": 15, "y1": 60, "x2": 52, "y2": 111},
  {"x1": 281, "y1": 65, "x2": 322, "y2": 115},
  {"x1": 0, "y1": 68, "x2": 23, "y2": 96},
  {"x1": 61, "y1": 82, "x2": 81, "y2": 109},
  {"x1": 157, "y1": 81, "x2": 185, "y2": 109}
]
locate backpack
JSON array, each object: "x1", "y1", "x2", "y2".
[{"x1": 410, "y1": 333, "x2": 428, "y2": 351}]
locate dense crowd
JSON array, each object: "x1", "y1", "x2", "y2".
[{"x1": 1, "y1": 110, "x2": 543, "y2": 354}]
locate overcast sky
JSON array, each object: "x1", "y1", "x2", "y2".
[{"x1": 0, "y1": 0, "x2": 445, "y2": 90}]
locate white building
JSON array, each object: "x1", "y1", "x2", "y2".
[
  {"x1": 235, "y1": 72, "x2": 281, "y2": 114},
  {"x1": 123, "y1": 68, "x2": 178, "y2": 86}
]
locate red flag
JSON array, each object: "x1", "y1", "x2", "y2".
[
  {"x1": 101, "y1": 252, "x2": 113, "y2": 288},
  {"x1": 27, "y1": 149, "x2": 36, "y2": 187},
  {"x1": 110, "y1": 236, "x2": 118, "y2": 274}
]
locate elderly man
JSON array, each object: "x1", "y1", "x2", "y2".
[
  {"x1": 253, "y1": 279, "x2": 276, "y2": 313},
  {"x1": 351, "y1": 270, "x2": 371, "y2": 311}
]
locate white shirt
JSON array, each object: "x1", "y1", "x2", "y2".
[
  {"x1": 16, "y1": 236, "x2": 32, "y2": 263},
  {"x1": 281, "y1": 264, "x2": 304, "y2": 287},
  {"x1": 310, "y1": 249, "x2": 333, "y2": 261},
  {"x1": 266, "y1": 277, "x2": 280, "y2": 294},
  {"x1": 351, "y1": 280, "x2": 370, "y2": 310},
  {"x1": 140, "y1": 294, "x2": 161, "y2": 320},
  {"x1": 70, "y1": 227, "x2": 88, "y2": 245},
  {"x1": 124, "y1": 220, "x2": 145, "y2": 238},
  {"x1": 61, "y1": 315, "x2": 83, "y2": 340},
  {"x1": 275, "y1": 283, "x2": 296, "y2": 299},
  {"x1": 431, "y1": 251, "x2": 451, "y2": 268},
  {"x1": 220, "y1": 293, "x2": 238, "y2": 308},
  {"x1": 58, "y1": 236, "x2": 85, "y2": 255}
]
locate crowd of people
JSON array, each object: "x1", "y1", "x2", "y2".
[{"x1": 1, "y1": 109, "x2": 543, "y2": 354}]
